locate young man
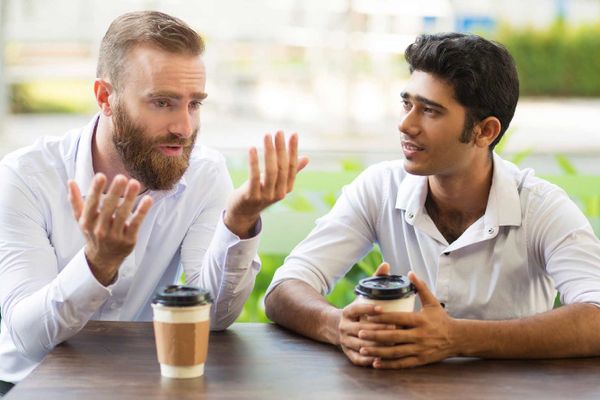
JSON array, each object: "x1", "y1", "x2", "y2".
[
  {"x1": 265, "y1": 33, "x2": 600, "y2": 369},
  {"x1": 0, "y1": 11, "x2": 307, "y2": 388}
]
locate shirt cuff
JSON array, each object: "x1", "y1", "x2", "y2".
[
  {"x1": 55, "y1": 248, "x2": 111, "y2": 312},
  {"x1": 213, "y1": 212, "x2": 261, "y2": 271}
]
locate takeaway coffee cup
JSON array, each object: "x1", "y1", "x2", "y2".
[
  {"x1": 354, "y1": 275, "x2": 416, "y2": 312},
  {"x1": 151, "y1": 285, "x2": 212, "y2": 378}
]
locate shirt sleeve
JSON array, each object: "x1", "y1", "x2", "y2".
[
  {"x1": 527, "y1": 183, "x2": 600, "y2": 307},
  {"x1": 180, "y1": 158, "x2": 261, "y2": 330},
  {"x1": 266, "y1": 165, "x2": 385, "y2": 298},
  {"x1": 0, "y1": 165, "x2": 111, "y2": 362}
]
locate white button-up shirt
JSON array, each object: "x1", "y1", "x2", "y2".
[
  {"x1": 268, "y1": 153, "x2": 600, "y2": 318},
  {"x1": 0, "y1": 115, "x2": 261, "y2": 382}
]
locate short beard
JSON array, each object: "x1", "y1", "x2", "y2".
[{"x1": 111, "y1": 101, "x2": 197, "y2": 191}]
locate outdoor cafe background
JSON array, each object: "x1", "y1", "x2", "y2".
[{"x1": 0, "y1": 0, "x2": 599, "y2": 321}]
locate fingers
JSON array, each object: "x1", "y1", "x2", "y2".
[
  {"x1": 80, "y1": 174, "x2": 107, "y2": 233},
  {"x1": 374, "y1": 262, "x2": 390, "y2": 276},
  {"x1": 68, "y1": 180, "x2": 84, "y2": 220},
  {"x1": 286, "y1": 133, "x2": 298, "y2": 190},
  {"x1": 367, "y1": 311, "x2": 421, "y2": 327},
  {"x1": 111, "y1": 179, "x2": 141, "y2": 234},
  {"x1": 358, "y1": 328, "x2": 414, "y2": 345},
  {"x1": 273, "y1": 131, "x2": 289, "y2": 199},
  {"x1": 373, "y1": 356, "x2": 422, "y2": 369},
  {"x1": 341, "y1": 346, "x2": 375, "y2": 367},
  {"x1": 342, "y1": 303, "x2": 383, "y2": 321},
  {"x1": 247, "y1": 147, "x2": 261, "y2": 199},
  {"x1": 262, "y1": 134, "x2": 277, "y2": 199},
  {"x1": 408, "y1": 271, "x2": 440, "y2": 307},
  {"x1": 96, "y1": 175, "x2": 128, "y2": 234},
  {"x1": 361, "y1": 344, "x2": 420, "y2": 360},
  {"x1": 126, "y1": 195, "x2": 153, "y2": 237}
]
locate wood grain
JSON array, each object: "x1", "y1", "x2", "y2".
[{"x1": 6, "y1": 321, "x2": 600, "y2": 399}]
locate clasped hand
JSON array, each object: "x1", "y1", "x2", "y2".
[{"x1": 338, "y1": 263, "x2": 458, "y2": 369}]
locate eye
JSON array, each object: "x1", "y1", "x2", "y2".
[
  {"x1": 154, "y1": 99, "x2": 171, "y2": 108},
  {"x1": 189, "y1": 101, "x2": 203, "y2": 110},
  {"x1": 423, "y1": 107, "x2": 438, "y2": 116},
  {"x1": 402, "y1": 100, "x2": 412, "y2": 111}
]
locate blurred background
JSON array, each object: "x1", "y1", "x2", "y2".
[{"x1": 1, "y1": 0, "x2": 599, "y2": 320}]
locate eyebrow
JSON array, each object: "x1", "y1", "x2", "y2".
[
  {"x1": 401, "y1": 91, "x2": 446, "y2": 111},
  {"x1": 147, "y1": 90, "x2": 208, "y2": 100}
]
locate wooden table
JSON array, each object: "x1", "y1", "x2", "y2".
[{"x1": 6, "y1": 321, "x2": 600, "y2": 399}]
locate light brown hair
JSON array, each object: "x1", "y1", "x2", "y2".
[{"x1": 96, "y1": 11, "x2": 205, "y2": 90}]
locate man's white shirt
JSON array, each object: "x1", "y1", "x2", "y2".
[
  {"x1": 0, "y1": 115, "x2": 261, "y2": 382},
  {"x1": 268, "y1": 153, "x2": 600, "y2": 318}
]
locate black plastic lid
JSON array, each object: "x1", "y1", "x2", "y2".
[
  {"x1": 152, "y1": 285, "x2": 212, "y2": 307},
  {"x1": 354, "y1": 275, "x2": 416, "y2": 300}
]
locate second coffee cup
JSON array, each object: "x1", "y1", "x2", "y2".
[{"x1": 354, "y1": 275, "x2": 416, "y2": 312}]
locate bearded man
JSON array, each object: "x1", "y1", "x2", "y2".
[{"x1": 0, "y1": 11, "x2": 307, "y2": 391}]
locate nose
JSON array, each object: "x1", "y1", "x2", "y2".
[
  {"x1": 170, "y1": 108, "x2": 196, "y2": 139},
  {"x1": 398, "y1": 108, "x2": 420, "y2": 137}
]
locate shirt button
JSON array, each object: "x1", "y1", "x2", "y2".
[
  {"x1": 488, "y1": 228, "x2": 495, "y2": 235},
  {"x1": 443, "y1": 252, "x2": 450, "y2": 256},
  {"x1": 408, "y1": 212, "x2": 415, "y2": 219}
]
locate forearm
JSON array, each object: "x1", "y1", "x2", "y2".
[
  {"x1": 3, "y1": 249, "x2": 110, "y2": 360},
  {"x1": 453, "y1": 303, "x2": 600, "y2": 359},
  {"x1": 265, "y1": 279, "x2": 341, "y2": 345},
  {"x1": 185, "y1": 217, "x2": 261, "y2": 331}
]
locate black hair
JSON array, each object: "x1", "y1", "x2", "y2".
[{"x1": 405, "y1": 33, "x2": 519, "y2": 149}]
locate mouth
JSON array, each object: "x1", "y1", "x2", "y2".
[
  {"x1": 157, "y1": 144, "x2": 185, "y2": 156},
  {"x1": 402, "y1": 141, "x2": 425, "y2": 152}
]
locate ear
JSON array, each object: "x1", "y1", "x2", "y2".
[
  {"x1": 473, "y1": 116, "x2": 501, "y2": 148},
  {"x1": 94, "y1": 79, "x2": 114, "y2": 117}
]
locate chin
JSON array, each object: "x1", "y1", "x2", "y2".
[{"x1": 403, "y1": 159, "x2": 430, "y2": 176}]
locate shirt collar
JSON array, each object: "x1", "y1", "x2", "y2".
[
  {"x1": 484, "y1": 152, "x2": 522, "y2": 228},
  {"x1": 73, "y1": 113, "x2": 188, "y2": 199},
  {"x1": 394, "y1": 153, "x2": 522, "y2": 228}
]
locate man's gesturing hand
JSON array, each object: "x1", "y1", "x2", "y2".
[
  {"x1": 68, "y1": 174, "x2": 153, "y2": 286},
  {"x1": 358, "y1": 272, "x2": 457, "y2": 369},
  {"x1": 224, "y1": 131, "x2": 309, "y2": 238}
]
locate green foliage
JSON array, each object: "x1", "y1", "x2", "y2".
[
  {"x1": 497, "y1": 21, "x2": 600, "y2": 96},
  {"x1": 10, "y1": 80, "x2": 96, "y2": 114}
]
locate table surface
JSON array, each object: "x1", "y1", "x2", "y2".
[{"x1": 6, "y1": 321, "x2": 600, "y2": 400}]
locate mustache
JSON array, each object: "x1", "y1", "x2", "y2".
[{"x1": 152, "y1": 132, "x2": 198, "y2": 147}]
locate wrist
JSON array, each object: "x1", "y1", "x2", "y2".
[
  {"x1": 85, "y1": 250, "x2": 120, "y2": 287},
  {"x1": 223, "y1": 210, "x2": 260, "y2": 239},
  {"x1": 323, "y1": 307, "x2": 343, "y2": 346},
  {"x1": 449, "y1": 318, "x2": 476, "y2": 357}
]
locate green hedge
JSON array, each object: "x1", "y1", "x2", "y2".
[{"x1": 497, "y1": 21, "x2": 600, "y2": 96}]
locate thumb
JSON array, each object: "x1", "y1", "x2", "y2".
[
  {"x1": 296, "y1": 156, "x2": 309, "y2": 173},
  {"x1": 408, "y1": 271, "x2": 440, "y2": 307},
  {"x1": 373, "y1": 262, "x2": 390, "y2": 277}
]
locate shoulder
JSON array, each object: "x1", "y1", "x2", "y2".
[
  {"x1": 0, "y1": 129, "x2": 79, "y2": 183},
  {"x1": 352, "y1": 160, "x2": 408, "y2": 190},
  {"x1": 182, "y1": 145, "x2": 231, "y2": 190},
  {"x1": 497, "y1": 158, "x2": 587, "y2": 232}
]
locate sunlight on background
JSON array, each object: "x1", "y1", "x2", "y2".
[
  {"x1": 1, "y1": 0, "x2": 600, "y2": 321},
  {"x1": 1, "y1": 0, "x2": 599, "y2": 161}
]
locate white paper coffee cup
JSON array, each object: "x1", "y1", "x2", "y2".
[
  {"x1": 151, "y1": 286, "x2": 212, "y2": 379},
  {"x1": 354, "y1": 275, "x2": 416, "y2": 313}
]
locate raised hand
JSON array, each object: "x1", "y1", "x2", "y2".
[
  {"x1": 224, "y1": 131, "x2": 309, "y2": 238},
  {"x1": 68, "y1": 174, "x2": 153, "y2": 286}
]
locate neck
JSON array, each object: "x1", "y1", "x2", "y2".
[
  {"x1": 427, "y1": 152, "x2": 494, "y2": 218},
  {"x1": 92, "y1": 114, "x2": 147, "y2": 192}
]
